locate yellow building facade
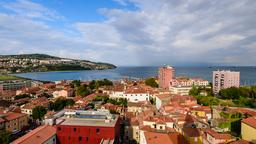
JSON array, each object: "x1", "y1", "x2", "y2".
[{"x1": 241, "y1": 117, "x2": 256, "y2": 143}]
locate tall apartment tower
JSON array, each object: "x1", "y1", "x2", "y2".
[
  {"x1": 158, "y1": 66, "x2": 174, "y2": 89},
  {"x1": 213, "y1": 70, "x2": 240, "y2": 94}
]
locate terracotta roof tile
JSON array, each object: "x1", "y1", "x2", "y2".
[
  {"x1": 229, "y1": 140, "x2": 252, "y2": 144},
  {"x1": 144, "y1": 131, "x2": 174, "y2": 144},
  {"x1": 4, "y1": 112, "x2": 27, "y2": 121},
  {"x1": 205, "y1": 129, "x2": 232, "y2": 140},
  {"x1": 12, "y1": 125, "x2": 56, "y2": 144},
  {"x1": 242, "y1": 117, "x2": 256, "y2": 129}
]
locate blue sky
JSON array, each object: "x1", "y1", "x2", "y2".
[
  {"x1": 0, "y1": 0, "x2": 256, "y2": 66},
  {"x1": 33, "y1": 0, "x2": 136, "y2": 22}
]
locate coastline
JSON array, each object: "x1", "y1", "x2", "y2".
[
  {"x1": 10, "y1": 67, "x2": 117, "y2": 75},
  {"x1": 9, "y1": 66, "x2": 256, "y2": 85}
]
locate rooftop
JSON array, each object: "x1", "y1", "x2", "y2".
[
  {"x1": 12, "y1": 125, "x2": 56, "y2": 144},
  {"x1": 56, "y1": 109, "x2": 119, "y2": 127},
  {"x1": 205, "y1": 129, "x2": 232, "y2": 140},
  {"x1": 242, "y1": 117, "x2": 256, "y2": 129},
  {"x1": 229, "y1": 140, "x2": 252, "y2": 144},
  {"x1": 0, "y1": 112, "x2": 27, "y2": 121},
  {"x1": 144, "y1": 131, "x2": 174, "y2": 144}
]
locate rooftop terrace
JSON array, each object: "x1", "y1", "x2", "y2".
[{"x1": 56, "y1": 109, "x2": 119, "y2": 127}]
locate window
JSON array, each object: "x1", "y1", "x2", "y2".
[
  {"x1": 96, "y1": 128, "x2": 100, "y2": 134},
  {"x1": 58, "y1": 127, "x2": 61, "y2": 131},
  {"x1": 86, "y1": 137, "x2": 89, "y2": 141},
  {"x1": 160, "y1": 126, "x2": 163, "y2": 129},
  {"x1": 79, "y1": 136, "x2": 82, "y2": 141},
  {"x1": 74, "y1": 128, "x2": 76, "y2": 132}
]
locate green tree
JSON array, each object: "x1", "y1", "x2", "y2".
[
  {"x1": 89, "y1": 80, "x2": 97, "y2": 89},
  {"x1": 76, "y1": 84, "x2": 91, "y2": 97},
  {"x1": 145, "y1": 77, "x2": 158, "y2": 88},
  {"x1": 109, "y1": 109, "x2": 119, "y2": 114},
  {"x1": 93, "y1": 96, "x2": 109, "y2": 103},
  {"x1": 32, "y1": 106, "x2": 47, "y2": 120},
  {"x1": 50, "y1": 98, "x2": 75, "y2": 111},
  {"x1": 150, "y1": 97, "x2": 156, "y2": 105},
  {"x1": 14, "y1": 94, "x2": 30, "y2": 100},
  {"x1": 219, "y1": 87, "x2": 240, "y2": 99},
  {"x1": 71, "y1": 80, "x2": 81, "y2": 88},
  {"x1": 189, "y1": 86, "x2": 200, "y2": 96},
  {"x1": 102, "y1": 79, "x2": 113, "y2": 86},
  {"x1": 0, "y1": 130, "x2": 10, "y2": 144},
  {"x1": 66, "y1": 99, "x2": 75, "y2": 106},
  {"x1": 196, "y1": 96, "x2": 220, "y2": 106}
]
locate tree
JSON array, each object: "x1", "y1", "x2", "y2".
[
  {"x1": 89, "y1": 80, "x2": 97, "y2": 90},
  {"x1": 89, "y1": 79, "x2": 113, "y2": 90},
  {"x1": 71, "y1": 80, "x2": 81, "y2": 88},
  {"x1": 39, "y1": 92, "x2": 52, "y2": 98},
  {"x1": 145, "y1": 77, "x2": 158, "y2": 88},
  {"x1": 102, "y1": 79, "x2": 113, "y2": 86},
  {"x1": 196, "y1": 96, "x2": 220, "y2": 106},
  {"x1": 110, "y1": 109, "x2": 119, "y2": 114},
  {"x1": 150, "y1": 97, "x2": 156, "y2": 105},
  {"x1": 0, "y1": 130, "x2": 10, "y2": 144},
  {"x1": 32, "y1": 106, "x2": 47, "y2": 121},
  {"x1": 189, "y1": 86, "x2": 200, "y2": 96},
  {"x1": 14, "y1": 94, "x2": 30, "y2": 100},
  {"x1": 93, "y1": 96, "x2": 109, "y2": 103},
  {"x1": 66, "y1": 99, "x2": 75, "y2": 106},
  {"x1": 219, "y1": 87, "x2": 240, "y2": 99},
  {"x1": 76, "y1": 84, "x2": 91, "y2": 97},
  {"x1": 50, "y1": 98, "x2": 75, "y2": 111}
]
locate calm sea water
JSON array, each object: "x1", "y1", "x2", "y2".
[{"x1": 13, "y1": 66, "x2": 256, "y2": 85}]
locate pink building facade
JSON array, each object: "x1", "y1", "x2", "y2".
[
  {"x1": 158, "y1": 66, "x2": 174, "y2": 89},
  {"x1": 171, "y1": 77, "x2": 209, "y2": 87},
  {"x1": 213, "y1": 70, "x2": 240, "y2": 94}
]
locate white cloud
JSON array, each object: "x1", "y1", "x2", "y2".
[
  {"x1": 112, "y1": 0, "x2": 128, "y2": 6},
  {"x1": 2, "y1": 0, "x2": 64, "y2": 21}
]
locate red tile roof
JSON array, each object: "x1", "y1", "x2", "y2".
[
  {"x1": 144, "y1": 131, "x2": 174, "y2": 144},
  {"x1": 205, "y1": 129, "x2": 232, "y2": 140},
  {"x1": 229, "y1": 140, "x2": 252, "y2": 144},
  {"x1": 191, "y1": 106, "x2": 211, "y2": 112},
  {"x1": 0, "y1": 118, "x2": 5, "y2": 123},
  {"x1": 124, "y1": 86, "x2": 148, "y2": 94},
  {"x1": 237, "y1": 108, "x2": 256, "y2": 117},
  {"x1": 12, "y1": 125, "x2": 56, "y2": 144},
  {"x1": 4, "y1": 112, "x2": 27, "y2": 121},
  {"x1": 242, "y1": 117, "x2": 256, "y2": 129},
  {"x1": 155, "y1": 94, "x2": 171, "y2": 100}
]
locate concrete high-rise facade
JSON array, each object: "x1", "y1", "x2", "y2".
[
  {"x1": 158, "y1": 66, "x2": 174, "y2": 89},
  {"x1": 213, "y1": 70, "x2": 240, "y2": 94}
]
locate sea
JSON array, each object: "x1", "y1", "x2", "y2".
[{"x1": 13, "y1": 66, "x2": 256, "y2": 86}]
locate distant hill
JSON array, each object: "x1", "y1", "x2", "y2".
[
  {"x1": 0, "y1": 54, "x2": 60, "y2": 60},
  {"x1": 0, "y1": 54, "x2": 116, "y2": 73}
]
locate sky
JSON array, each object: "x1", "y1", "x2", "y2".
[{"x1": 0, "y1": 0, "x2": 256, "y2": 66}]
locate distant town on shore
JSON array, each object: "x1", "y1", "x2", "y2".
[
  {"x1": 0, "y1": 54, "x2": 116, "y2": 74},
  {"x1": 0, "y1": 65, "x2": 256, "y2": 144}
]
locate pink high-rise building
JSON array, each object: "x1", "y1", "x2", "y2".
[
  {"x1": 158, "y1": 66, "x2": 174, "y2": 89},
  {"x1": 213, "y1": 70, "x2": 240, "y2": 94}
]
